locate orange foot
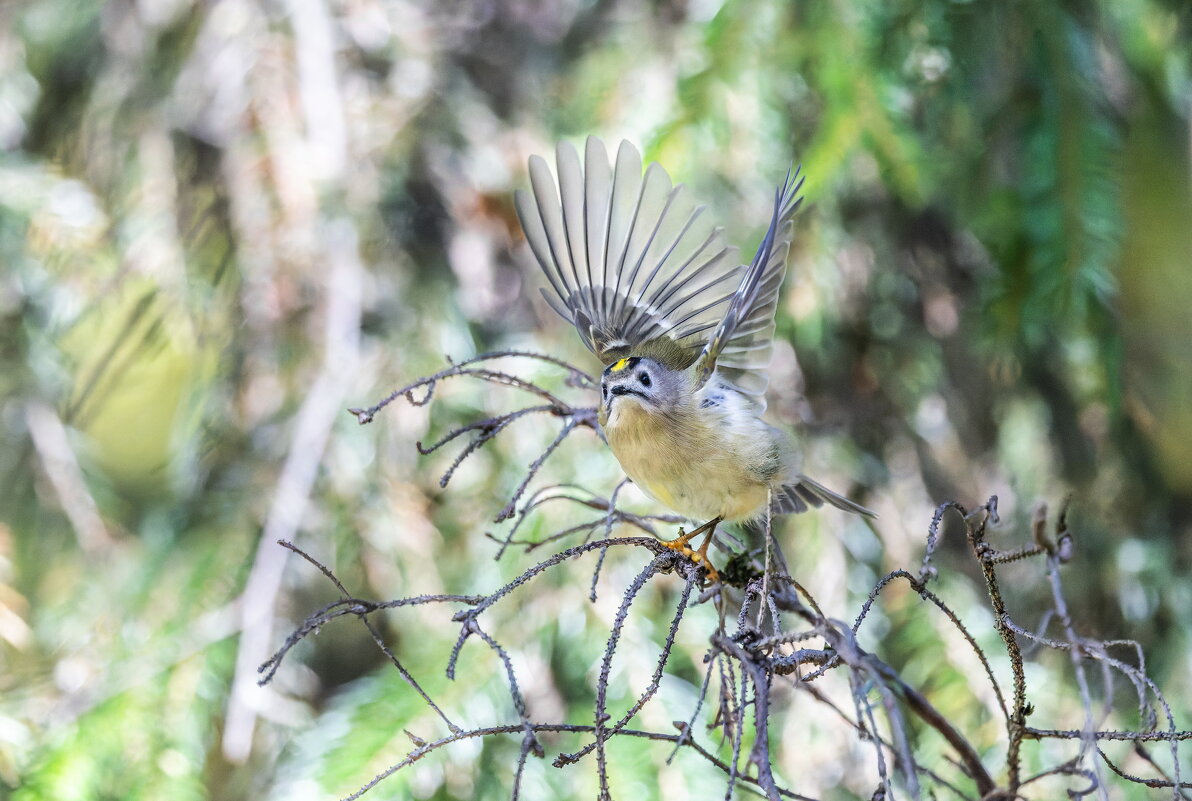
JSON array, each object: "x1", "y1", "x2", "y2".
[{"x1": 661, "y1": 517, "x2": 722, "y2": 583}]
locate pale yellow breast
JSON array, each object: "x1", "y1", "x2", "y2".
[{"x1": 604, "y1": 400, "x2": 777, "y2": 522}]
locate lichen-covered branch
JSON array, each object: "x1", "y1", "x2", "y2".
[{"x1": 260, "y1": 355, "x2": 1191, "y2": 800}]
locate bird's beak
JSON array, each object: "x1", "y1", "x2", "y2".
[{"x1": 606, "y1": 385, "x2": 648, "y2": 408}]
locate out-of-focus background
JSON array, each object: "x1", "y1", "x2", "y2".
[{"x1": 2, "y1": 0, "x2": 1190, "y2": 798}]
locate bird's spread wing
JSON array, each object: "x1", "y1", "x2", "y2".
[
  {"x1": 515, "y1": 137, "x2": 742, "y2": 366},
  {"x1": 691, "y1": 168, "x2": 803, "y2": 410}
]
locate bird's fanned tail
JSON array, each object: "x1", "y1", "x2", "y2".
[{"x1": 771, "y1": 475, "x2": 876, "y2": 518}]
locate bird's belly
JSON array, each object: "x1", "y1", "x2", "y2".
[{"x1": 609, "y1": 431, "x2": 771, "y2": 523}]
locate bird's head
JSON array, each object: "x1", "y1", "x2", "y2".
[{"x1": 598, "y1": 355, "x2": 688, "y2": 427}]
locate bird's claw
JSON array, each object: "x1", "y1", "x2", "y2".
[{"x1": 661, "y1": 519, "x2": 721, "y2": 584}]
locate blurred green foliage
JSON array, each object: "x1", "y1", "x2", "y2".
[{"x1": 1, "y1": 0, "x2": 1190, "y2": 798}]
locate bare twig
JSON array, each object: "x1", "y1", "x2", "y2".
[{"x1": 262, "y1": 356, "x2": 1192, "y2": 800}]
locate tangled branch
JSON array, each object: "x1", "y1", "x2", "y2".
[{"x1": 262, "y1": 352, "x2": 1190, "y2": 800}]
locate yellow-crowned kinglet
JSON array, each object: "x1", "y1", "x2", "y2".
[{"x1": 515, "y1": 137, "x2": 874, "y2": 574}]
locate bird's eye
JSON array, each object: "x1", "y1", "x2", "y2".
[
  {"x1": 638, "y1": 372, "x2": 651, "y2": 387},
  {"x1": 601, "y1": 383, "x2": 608, "y2": 398}
]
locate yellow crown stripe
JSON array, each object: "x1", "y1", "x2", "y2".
[{"x1": 609, "y1": 357, "x2": 631, "y2": 372}]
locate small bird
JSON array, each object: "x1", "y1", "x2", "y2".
[{"x1": 515, "y1": 137, "x2": 874, "y2": 578}]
